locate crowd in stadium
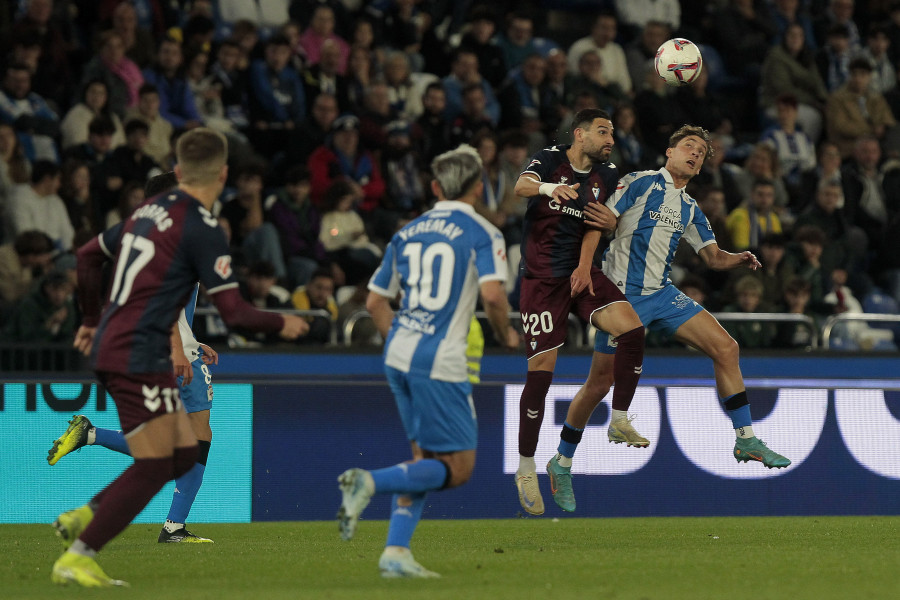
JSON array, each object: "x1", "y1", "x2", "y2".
[{"x1": 1, "y1": 0, "x2": 899, "y2": 351}]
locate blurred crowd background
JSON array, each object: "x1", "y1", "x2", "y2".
[{"x1": 2, "y1": 0, "x2": 900, "y2": 353}]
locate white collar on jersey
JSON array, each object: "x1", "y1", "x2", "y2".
[
  {"x1": 659, "y1": 166, "x2": 675, "y2": 184},
  {"x1": 431, "y1": 200, "x2": 476, "y2": 214}
]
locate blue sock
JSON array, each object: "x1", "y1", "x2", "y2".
[
  {"x1": 93, "y1": 428, "x2": 130, "y2": 455},
  {"x1": 370, "y1": 459, "x2": 448, "y2": 494},
  {"x1": 720, "y1": 392, "x2": 752, "y2": 428},
  {"x1": 167, "y1": 463, "x2": 205, "y2": 524},
  {"x1": 558, "y1": 421, "x2": 584, "y2": 458},
  {"x1": 385, "y1": 492, "x2": 426, "y2": 548}
]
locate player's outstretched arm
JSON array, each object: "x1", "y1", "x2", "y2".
[
  {"x1": 210, "y1": 287, "x2": 308, "y2": 340},
  {"x1": 698, "y1": 244, "x2": 762, "y2": 271},
  {"x1": 514, "y1": 174, "x2": 581, "y2": 201},
  {"x1": 480, "y1": 280, "x2": 519, "y2": 350},
  {"x1": 365, "y1": 291, "x2": 394, "y2": 340}
]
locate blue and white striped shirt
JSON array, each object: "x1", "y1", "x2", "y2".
[{"x1": 603, "y1": 167, "x2": 716, "y2": 296}]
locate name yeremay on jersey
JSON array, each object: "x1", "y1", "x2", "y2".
[
  {"x1": 603, "y1": 167, "x2": 716, "y2": 296},
  {"x1": 368, "y1": 201, "x2": 507, "y2": 382}
]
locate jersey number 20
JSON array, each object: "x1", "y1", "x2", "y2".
[
  {"x1": 110, "y1": 232, "x2": 155, "y2": 305},
  {"x1": 403, "y1": 242, "x2": 454, "y2": 310}
]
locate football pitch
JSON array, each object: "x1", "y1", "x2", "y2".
[{"x1": 3, "y1": 517, "x2": 897, "y2": 599}]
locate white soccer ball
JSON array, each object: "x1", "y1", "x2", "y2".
[{"x1": 654, "y1": 38, "x2": 703, "y2": 86}]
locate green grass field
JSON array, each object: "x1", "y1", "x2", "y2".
[{"x1": 2, "y1": 517, "x2": 897, "y2": 599}]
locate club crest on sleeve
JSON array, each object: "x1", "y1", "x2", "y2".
[{"x1": 214, "y1": 255, "x2": 233, "y2": 279}]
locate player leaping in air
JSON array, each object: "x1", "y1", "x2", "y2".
[
  {"x1": 50, "y1": 129, "x2": 308, "y2": 588},
  {"x1": 48, "y1": 172, "x2": 221, "y2": 544},
  {"x1": 563, "y1": 125, "x2": 790, "y2": 506}
]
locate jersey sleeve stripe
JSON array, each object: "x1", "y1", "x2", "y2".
[
  {"x1": 477, "y1": 273, "x2": 506, "y2": 284},
  {"x1": 520, "y1": 170, "x2": 542, "y2": 180},
  {"x1": 367, "y1": 282, "x2": 393, "y2": 297},
  {"x1": 206, "y1": 281, "x2": 240, "y2": 295},
  {"x1": 97, "y1": 234, "x2": 114, "y2": 258}
]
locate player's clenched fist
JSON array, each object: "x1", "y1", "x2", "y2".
[{"x1": 279, "y1": 314, "x2": 310, "y2": 339}]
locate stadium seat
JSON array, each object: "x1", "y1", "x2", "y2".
[{"x1": 862, "y1": 289, "x2": 899, "y2": 315}]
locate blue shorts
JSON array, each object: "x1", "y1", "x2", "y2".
[
  {"x1": 176, "y1": 356, "x2": 213, "y2": 414},
  {"x1": 594, "y1": 285, "x2": 704, "y2": 353},
  {"x1": 385, "y1": 367, "x2": 477, "y2": 453}
]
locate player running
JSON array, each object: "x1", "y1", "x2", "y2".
[
  {"x1": 48, "y1": 173, "x2": 218, "y2": 544},
  {"x1": 336, "y1": 145, "x2": 519, "y2": 578},
  {"x1": 564, "y1": 125, "x2": 790, "y2": 505},
  {"x1": 514, "y1": 108, "x2": 645, "y2": 516},
  {"x1": 50, "y1": 129, "x2": 308, "y2": 588}
]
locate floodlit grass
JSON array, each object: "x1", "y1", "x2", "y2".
[{"x1": 3, "y1": 517, "x2": 897, "y2": 599}]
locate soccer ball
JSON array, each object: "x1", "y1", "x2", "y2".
[{"x1": 654, "y1": 38, "x2": 703, "y2": 86}]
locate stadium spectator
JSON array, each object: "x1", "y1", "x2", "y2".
[
  {"x1": 80, "y1": 31, "x2": 144, "y2": 120},
  {"x1": 457, "y1": 7, "x2": 506, "y2": 88},
  {"x1": 248, "y1": 34, "x2": 306, "y2": 162},
  {"x1": 567, "y1": 12, "x2": 632, "y2": 95},
  {"x1": 449, "y1": 84, "x2": 495, "y2": 147},
  {"x1": 634, "y1": 67, "x2": 686, "y2": 154},
  {"x1": 733, "y1": 143, "x2": 791, "y2": 215},
  {"x1": 825, "y1": 58, "x2": 896, "y2": 158},
  {"x1": 8, "y1": 159, "x2": 72, "y2": 251},
  {"x1": 813, "y1": 0, "x2": 861, "y2": 50},
  {"x1": 238, "y1": 259, "x2": 293, "y2": 342},
  {"x1": 203, "y1": 40, "x2": 250, "y2": 138},
  {"x1": 302, "y1": 38, "x2": 351, "y2": 115},
  {"x1": 2, "y1": 269, "x2": 76, "y2": 343},
  {"x1": 860, "y1": 24, "x2": 895, "y2": 95},
  {"x1": 625, "y1": 21, "x2": 671, "y2": 96},
  {"x1": 608, "y1": 103, "x2": 654, "y2": 175},
  {"x1": 219, "y1": 163, "x2": 288, "y2": 282},
  {"x1": 796, "y1": 141, "x2": 843, "y2": 214},
  {"x1": 299, "y1": 5, "x2": 350, "y2": 74},
  {"x1": 726, "y1": 232, "x2": 795, "y2": 309},
  {"x1": 773, "y1": 276, "x2": 817, "y2": 348},
  {"x1": 495, "y1": 130, "x2": 531, "y2": 244},
  {"x1": 567, "y1": 50, "x2": 628, "y2": 117},
  {"x1": 59, "y1": 160, "x2": 98, "y2": 236},
  {"x1": 8, "y1": 28, "x2": 70, "y2": 117},
  {"x1": 470, "y1": 130, "x2": 515, "y2": 231},
  {"x1": 411, "y1": 83, "x2": 452, "y2": 165},
  {"x1": 60, "y1": 79, "x2": 126, "y2": 151},
  {"x1": 710, "y1": 0, "x2": 777, "y2": 86},
  {"x1": 104, "y1": 180, "x2": 145, "y2": 229},
  {"x1": 721, "y1": 274, "x2": 776, "y2": 349},
  {"x1": 291, "y1": 267, "x2": 338, "y2": 345},
  {"x1": 184, "y1": 48, "x2": 228, "y2": 134},
  {"x1": 674, "y1": 68, "x2": 730, "y2": 136},
  {"x1": 0, "y1": 122, "x2": 31, "y2": 240},
  {"x1": 142, "y1": 36, "x2": 203, "y2": 130},
  {"x1": 727, "y1": 179, "x2": 784, "y2": 252},
  {"x1": 0, "y1": 230, "x2": 54, "y2": 313},
  {"x1": 0, "y1": 62, "x2": 59, "y2": 162},
  {"x1": 345, "y1": 45, "x2": 375, "y2": 113},
  {"x1": 357, "y1": 83, "x2": 394, "y2": 151},
  {"x1": 760, "y1": 93, "x2": 817, "y2": 200},
  {"x1": 380, "y1": 119, "x2": 427, "y2": 229},
  {"x1": 383, "y1": 51, "x2": 435, "y2": 122},
  {"x1": 217, "y1": 0, "x2": 290, "y2": 35},
  {"x1": 100, "y1": 119, "x2": 161, "y2": 202},
  {"x1": 292, "y1": 92, "x2": 339, "y2": 167},
  {"x1": 125, "y1": 84, "x2": 174, "y2": 168},
  {"x1": 840, "y1": 136, "x2": 900, "y2": 259},
  {"x1": 264, "y1": 165, "x2": 326, "y2": 287},
  {"x1": 816, "y1": 24, "x2": 854, "y2": 92},
  {"x1": 497, "y1": 53, "x2": 560, "y2": 142},
  {"x1": 441, "y1": 49, "x2": 500, "y2": 125},
  {"x1": 760, "y1": 22, "x2": 828, "y2": 142},
  {"x1": 771, "y1": 0, "x2": 818, "y2": 50},
  {"x1": 318, "y1": 178, "x2": 382, "y2": 285},
  {"x1": 496, "y1": 11, "x2": 542, "y2": 71},
  {"x1": 379, "y1": 0, "x2": 427, "y2": 71},
  {"x1": 308, "y1": 114, "x2": 385, "y2": 213},
  {"x1": 796, "y1": 180, "x2": 867, "y2": 283},
  {"x1": 108, "y1": 1, "x2": 156, "y2": 69}
]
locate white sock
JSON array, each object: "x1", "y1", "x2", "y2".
[
  {"x1": 556, "y1": 453, "x2": 572, "y2": 468},
  {"x1": 86, "y1": 427, "x2": 96, "y2": 445},
  {"x1": 611, "y1": 409, "x2": 628, "y2": 422},
  {"x1": 518, "y1": 455, "x2": 536, "y2": 474},
  {"x1": 382, "y1": 545, "x2": 410, "y2": 557},
  {"x1": 736, "y1": 425, "x2": 755, "y2": 439},
  {"x1": 164, "y1": 520, "x2": 183, "y2": 533},
  {"x1": 69, "y1": 539, "x2": 96, "y2": 558}
]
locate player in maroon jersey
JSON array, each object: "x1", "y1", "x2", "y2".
[
  {"x1": 513, "y1": 108, "x2": 645, "y2": 515},
  {"x1": 50, "y1": 128, "x2": 308, "y2": 588}
]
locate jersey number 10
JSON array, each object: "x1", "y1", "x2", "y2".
[{"x1": 403, "y1": 242, "x2": 455, "y2": 311}]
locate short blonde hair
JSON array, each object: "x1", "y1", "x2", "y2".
[{"x1": 175, "y1": 128, "x2": 228, "y2": 185}]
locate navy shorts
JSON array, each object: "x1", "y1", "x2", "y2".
[
  {"x1": 519, "y1": 267, "x2": 627, "y2": 359},
  {"x1": 385, "y1": 367, "x2": 477, "y2": 453}
]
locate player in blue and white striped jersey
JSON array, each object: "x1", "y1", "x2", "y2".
[
  {"x1": 567, "y1": 125, "x2": 790, "y2": 481},
  {"x1": 336, "y1": 144, "x2": 519, "y2": 578}
]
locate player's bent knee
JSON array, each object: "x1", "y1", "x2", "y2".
[{"x1": 173, "y1": 445, "x2": 199, "y2": 478}]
